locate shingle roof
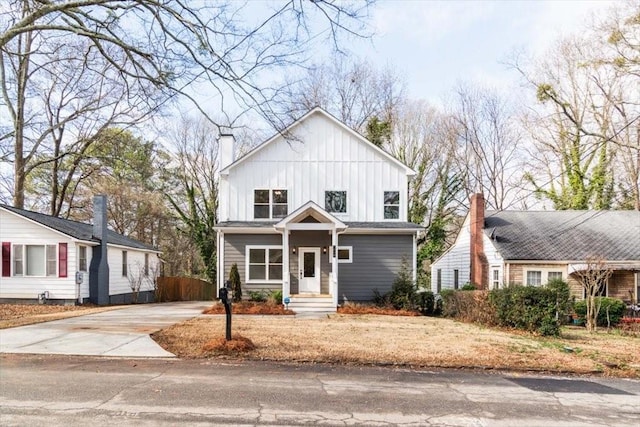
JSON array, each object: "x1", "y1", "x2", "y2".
[
  {"x1": 484, "y1": 210, "x2": 640, "y2": 261},
  {"x1": 1, "y1": 204, "x2": 157, "y2": 251}
]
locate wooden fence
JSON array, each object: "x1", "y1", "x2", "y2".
[{"x1": 156, "y1": 276, "x2": 214, "y2": 302}]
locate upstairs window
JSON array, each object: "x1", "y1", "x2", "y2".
[
  {"x1": 325, "y1": 191, "x2": 347, "y2": 213},
  {"x1": 384, "y1": 191, "x2": 400, "y2": 219},
  {"x1": 254, "y1": 189, "x2": 288, "y2": 219}
]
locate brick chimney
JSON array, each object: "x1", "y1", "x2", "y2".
[{"x1": 469, "y1": 193, "x2": 488, "y2": 289}]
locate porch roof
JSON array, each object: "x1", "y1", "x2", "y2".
[{"x1": 274, "y1": 201, "x2": 346, "y2": 230}]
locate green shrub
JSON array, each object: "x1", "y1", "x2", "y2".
[
  {"x1": 489, "y1": 281, "x2": 572, "y2": 336},
  {"x1": 373, "y1": 260, "x2": 418, "y2": 310},
  {"x1": 267, "y1": 290, "x2": 283, "y2": 305},
  {"x1": 439, "y1": 289, "x2": 457, "y2": 317},
  {"x1": 460, "y1": 283, "x2": 477, "y2": 291},
  {"x1": 574, "y1": 297, "x2": 626, "y2": 327},
  {"x1": 417, "y1": 291, "x2": 435, "y2": 315},
  {"x1": 229, "y1": 263, "x2": 242, "y2": 302},
  {"x1": 248, "y1": 290, "x2": 267, "y2": 302}
]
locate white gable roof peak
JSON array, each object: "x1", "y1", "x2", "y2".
[
  {"x1": 274, "y1": 200, "x2": 347, "y2": 230},
  {"x1": 220, "y1": 107, "x2": 416, "y2": 176}
]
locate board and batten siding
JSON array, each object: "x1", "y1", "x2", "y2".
[
  {"x1": 431, "y1": 216, "x2": 471, "y2": 293},
  {"x1": 220, "y1": 113, "x2": 410, "y2": 223},
  {"x1": 223, "y1": 234, "x2": 282, "y2": 295},
  {"x1": 337, "y1": 234, "x2": 413, "y2": 302},
  {"x1": 0, "y1": 209, "x2": 83, "y2": 300}
]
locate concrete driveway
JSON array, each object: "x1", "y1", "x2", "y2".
[{"x1": 0, "y1": 301, "x2": 210, "y2": 358}]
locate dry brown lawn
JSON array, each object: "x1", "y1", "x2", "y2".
[
  {"x1": 153, "y1": 314, "x2": 640, "y2": 378},
  {"x1": 0, "y1": 304, "x2": 122, "y2": 329}
]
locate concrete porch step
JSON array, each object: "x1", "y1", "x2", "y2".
[{"x1": 288, "y1": 295, "x2": 336, "y2": 313}]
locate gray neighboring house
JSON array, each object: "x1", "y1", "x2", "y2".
[
  {"x1": 215, "y1": 108, "x2": 422, "y2": 312},
  {"x1": 1, "y1": 196, "x2": 161, "y2": 305},
  {"x1": 432, "y1": 193, "x2": 640, "y2": 302}
]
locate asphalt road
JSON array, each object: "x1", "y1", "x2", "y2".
[{"x1": 1, "y1": 355, "x2": 638, "y2": 426}]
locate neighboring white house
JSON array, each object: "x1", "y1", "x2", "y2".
[
  {"x1": 0, "y1": 196, "x2": 161, "y2": 304},
  {"x1": 215, "y1": 107, "x2": 422, "y2": 312},
  {"x1": 431, "y1": 193, "x2": 640, "y2": 303}
]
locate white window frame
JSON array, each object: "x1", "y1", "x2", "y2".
[
  {"x1": 383, "y1": 190, "x2": 400, "y2": 220},
  {"x1": 491, "y1": 267, "x2": 501, "y2": 289},
  {"x1": 526, "y1": 270, "x2": 542, "y2": 286},
  {"x1": 78, "y1": 245, "x2": 88, "y2": 272},
  {"x1": 524, "y1": 268, "x2": 564, "y2": 286},
  {"x1": 12, "y1": 244, "x2": 56, "y2": 277},
  {"x1": 253, "y1": 189, "x2": 288, "y2": 220},
  {"x1": 245, "y1": 245, "x2": 283, "y2": 283},
  {"x1": 12, "y1": 244, "x2": 23, "y2": 276},
  {"x1": 324, "y1": 190, "x2": 347, "y2": 214},
  {"x1": 337, "y1": 246, "x2": 352, "y2": 263}
]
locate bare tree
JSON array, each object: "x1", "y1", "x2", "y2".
[
  {"x1": 1, "y1": 0, "x2": 374, "y2": 208},
  {"x1": 450, "y1": 83, "x2": 523, "y2": 211},
  {"x1": 282, "y1": 57, "x2": 405, "y2": 133},
  {"x1": 514, "y1": 2, "x2": 639, "y2": 210},
  {"x1": 573, "y1": 257, "x2": 613, "y2": 332},
  {"x1": 165, "y1": 115, "x2": 221, "y2": 284}
]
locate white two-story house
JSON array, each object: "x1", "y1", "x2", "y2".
[{"x1": 215, "y1": 108, "x2": 421, "y2": 312}]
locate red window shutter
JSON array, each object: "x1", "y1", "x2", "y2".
[
  {"x1": 59, "y1": 243, "x2": 68, "y2": 278},
  {"x1": 1, "y1": 242, "x2": 10, "y2": 277}
]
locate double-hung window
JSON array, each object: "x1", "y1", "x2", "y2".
[
  {"x1": 547, "y1": 271, "x2": 563, "y2": 282},
  {"x1": 247, "y1": 246, "x2": 283, "y2": 282},
  {"x1": 254, "y1": 189, "x2": 288, "y2": 219},
  {"x1": 525, "y1": 269, "x2": 563, "y2": 286},
  {"x1": 12, "y1": 244, "x2": 56, "y2": 276},
  {"x1": 325, "y1": 191, "x2": 347, "y2": 214},
  {"x1": 78, "y1": 246, "x2": 88, "y2": 271},
  {"x1": 526, "y1": 271, "x2": 542, "y2": 286},
  {"x1": 122, "y1": 251, "x2": 128, "y2": 277},
  {"x1": 384, "y1": 191, "x2": 400, "y2": 219}
]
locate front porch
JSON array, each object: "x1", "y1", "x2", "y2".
[{"x1": 276, "y1": 201, "x2": 346, "y2": 313}]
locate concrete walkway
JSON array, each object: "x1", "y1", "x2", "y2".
[{"x1": 0, "y1": 301, "x2": 211, "y2": 358}]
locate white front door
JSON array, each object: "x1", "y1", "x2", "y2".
[{"x1": 298, "y1": 248, "x2": 321, "y2": 294}]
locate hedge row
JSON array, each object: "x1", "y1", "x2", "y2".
[{"x1": 440, "y1": 280, "x2": 573, "y2": 336}]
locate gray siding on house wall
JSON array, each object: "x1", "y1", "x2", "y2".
[
  {"x1": 338, "y1": 234, "x2": 413, "y2": 302},
  {"x1": 224, "y1": 234, "x2": 282, "y2": 294}
]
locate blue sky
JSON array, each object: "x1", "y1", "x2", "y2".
[{"x1": 351, "y1": 0, "x2": 615, "y2": 104}]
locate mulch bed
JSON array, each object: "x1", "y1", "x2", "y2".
[
  {"x1": 338, "y1": 304, "x2": 421, "y2": 316},
  {"x1": 203, "y1": 301, "x2": 295, "y2": 315}
]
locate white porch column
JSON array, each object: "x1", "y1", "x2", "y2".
[
  {"x1": 331, "y1": 227, "x2": 338, "y2": 308},
  {"x1": 282, "y1": 228, "x2": 290, "y2": 302}
]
